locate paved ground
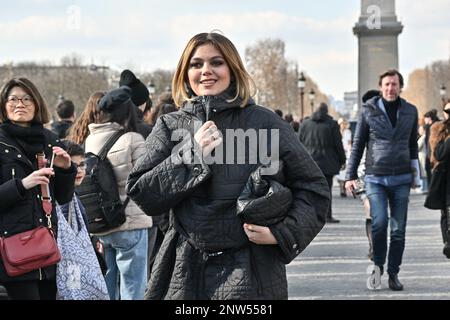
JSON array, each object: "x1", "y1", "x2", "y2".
[
  {"x1": 287, "y1": 186, "x2": 450, "y2": 300},
  {"x1": 2, "y1": 186, "x2": 448, "y2": 301}
]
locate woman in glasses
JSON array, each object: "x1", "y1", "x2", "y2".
[
  {"x1": 429, "y1": 103, "x2": 450, "y2": 258},
  {"x1": 0, "y1": 78, "x2": 77, "y2": 299}
]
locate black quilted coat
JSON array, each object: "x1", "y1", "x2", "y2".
[{"x1": 126, "y1": 91, "x2": 330, "y2": 300}]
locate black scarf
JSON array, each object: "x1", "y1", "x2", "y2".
[
  {"x1": 382, "y1": 97, "x2": 401, "y2": 128},
  {"x1": 0, "y1": 121, "x2": 46, "y2": 161}
]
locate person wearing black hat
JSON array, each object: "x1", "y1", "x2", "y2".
[
  {"x1": 84, "y1": 86, "x2": 152, "y2": 300},
  {"x1": 356, "y1": 89, "x2": 380, "y2": 262},
  {"x1": 119, "y1": 70, "x2": 153, "y2": 139},
  {"x1": 119, "y1": 70, "x2": 158, "y2": 283},
  {"x1": 362, "y1": 90, "x2": 380, "y2": 104}
]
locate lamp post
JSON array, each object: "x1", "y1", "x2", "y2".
[
  {"x1": 309, "y1": 88, "x2": 316, "y2": 114},
  {"x1": 440, "y1": 84, "x2": 447, "y2": 107},
  {"x1": 147, "y1": 81, "x2": 156, "y2": 98},
  {"x1": 297, "y1": 72, "x2": 306, "y2": 121}
]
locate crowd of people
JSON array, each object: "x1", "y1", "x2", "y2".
[{"x1": 0, "y1": 31, "x2": 448, "y2": 300}]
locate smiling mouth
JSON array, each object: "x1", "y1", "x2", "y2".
[{"x1": 200, "y1": 79, "x2": 217, "y2": 85}]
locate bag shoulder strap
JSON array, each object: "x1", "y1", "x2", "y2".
[
  {"x1": 98, "y1": 129, "x2": 126, "y2": 160},
  {"x1": 97, "y1": 129, "x2": 130, "y2": 205}
]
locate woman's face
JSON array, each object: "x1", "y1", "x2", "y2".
[
  {"x1": 188, "y1": 44, "x2": 231, "y2": 97},
  {"x1": 5, "y1": 86, "x2": 36, "y2": 126}
]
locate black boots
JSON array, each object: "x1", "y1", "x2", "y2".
[
  {"x1": 365, "y1": 219, "x2": 373, "y2": 261},
  {"x1": 443, "y1": 207, "x2": 450, "y2": 259},
  {"x1": 443, "y1": 242, "x2": 450, "y2": 259},
  {"x1": 388, "y1": 274, "x2": 404, "y2": 291},
  {"x1": 339, "y1": 180, "x2": 346, "y2": 197},
  {"x1": 326, "y1": 217, "x2": 340, "y2": 223}
]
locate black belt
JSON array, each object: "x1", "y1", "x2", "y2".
[{"x1": 174, "y1": 221, "x2": 263, "y2": 298}]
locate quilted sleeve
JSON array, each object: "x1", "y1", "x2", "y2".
[
  {"x1": 269, "y1": 119, "x2": 330, "y2": 264},
  {"x1": 126, "y1": 116, "x2": 211, "y2": 216}
]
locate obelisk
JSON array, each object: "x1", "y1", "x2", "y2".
[{"x1": 353, "y1": 0, "x2": 403, "y2": 109}]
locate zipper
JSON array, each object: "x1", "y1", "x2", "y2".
[{"x1": 39, "y1": 268, "x2": 43, "y2": 280}]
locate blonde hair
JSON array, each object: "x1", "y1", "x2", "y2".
[{"x1": 172, "y1": 32, "x2": 255, "y2": 108}]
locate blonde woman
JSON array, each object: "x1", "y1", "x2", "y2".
[{"x1": 127, "y1": 32, "x2": 329, "y2": 300}]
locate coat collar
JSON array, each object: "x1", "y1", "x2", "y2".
[
  {"x1": 87, "y1": 122, "x2": 124, "y2": 135},
  {"x1": 181, "y1": 89, "x2": 255, "y2": 122}
]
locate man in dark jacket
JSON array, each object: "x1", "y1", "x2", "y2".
[
  {"x1": 345, "y1": 69, "x2": 420, "y2": 291},
  {"x1": 299, "y1": 103, "x2": 346, "y2": 223},
  {"x1": 50, "y1": 99, "x2": 75, "y2": 139}
]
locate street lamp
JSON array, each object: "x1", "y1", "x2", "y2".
[
  {"x1": 147, "y1": 81, "x2": 156, "y2": 98},
  {"x1": 440, "y1": 84, "x2": 447, "y2": 106},
  {"x1": 309, "y1": 88, "x2": 316, "y2": 114},
  {"x1": 297, "y1": 72, "x2": 306, "y2": 121}
]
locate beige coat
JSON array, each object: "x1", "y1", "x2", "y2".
[{"x1": 85, "y1": 122, "x2": 152, "y2": 235}]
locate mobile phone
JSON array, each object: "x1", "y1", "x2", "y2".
[{"x1": 49, "y1": 152, "x2": 56, "y2": 169}]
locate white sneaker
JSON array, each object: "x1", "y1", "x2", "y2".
[{"x1": 366, "y1": 265, "x2": 382, "y2": 290}]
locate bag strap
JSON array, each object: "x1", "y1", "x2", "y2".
[
  {"x1": 36, "y1": 152, "x2": 53, "y2": 223},
  {"x1": 97, "y1": 129, "x2": 130, "y2": 205},
  {"x1": 98, "y1": 129, "x2": 126, "y2": 160}
]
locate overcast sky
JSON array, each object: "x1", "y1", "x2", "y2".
[{"x1": 1, "y1": 0, "x2": 449, "y2": 100}]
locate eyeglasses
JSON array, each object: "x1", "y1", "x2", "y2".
[
  {"x1": 74, "y1": 162, "x2": 87, "y2": 170},
  {"x1": 7, "y1": 95, "x2": 34, "y2": 107}
]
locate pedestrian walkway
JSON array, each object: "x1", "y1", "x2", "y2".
[{"x1": 288, "y1": 187, "x2": 450, "y2": 300}]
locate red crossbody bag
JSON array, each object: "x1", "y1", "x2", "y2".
[{"x1": 0, "y1": 152, "x2": 61, "y2": 277}]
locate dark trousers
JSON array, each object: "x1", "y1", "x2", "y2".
[
  {"x1": 325, "y1": 175, "x2": 334, "y2": 219},
  {"x1": 3, "y1": 280, "x2": 56, "y2": 300},
  {"x1": 441, "y1": 207, "x2": 450, "y2": 244}
]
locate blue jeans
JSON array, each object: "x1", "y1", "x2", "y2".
[
  {"x1": 366, "y1": 182, "x2": 410, "y2": 276},
  {"x1": 100, "y1": 229, "x2": 148, "y2": 300}
]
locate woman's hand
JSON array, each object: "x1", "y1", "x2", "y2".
[
  {"x1": 194, "y1": 121, "x2": 222, "y2": 157},
  {"x1": 243, "y1": 223, "x2": 278, "y2": 245},
  {"x1": 21, "y1": 168, "x2": 54, "y2": 190},
  {"x1": 51, "y1": 146, "x2": 71, "y2": 169}
]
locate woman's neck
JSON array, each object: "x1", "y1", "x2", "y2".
[{"x1": 11, "y1": 121, "x2": 31, "y2": 127}]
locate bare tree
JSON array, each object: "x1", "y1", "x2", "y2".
[
  {"x1": 245, "y1": 38, "x2": 289, "y2": 112},
  {"x1": 402, "y1": 59, "x2": 450, "y2": 117},
  {"x1": 245, "y1": 38, "x2": 330, "y2": 120},
  {"x1": 141, "y1": 69, "x2": 174, "y2": 98},
  {"x1": 0, "y1": 56, "x2": 109, "y2": 121}
]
